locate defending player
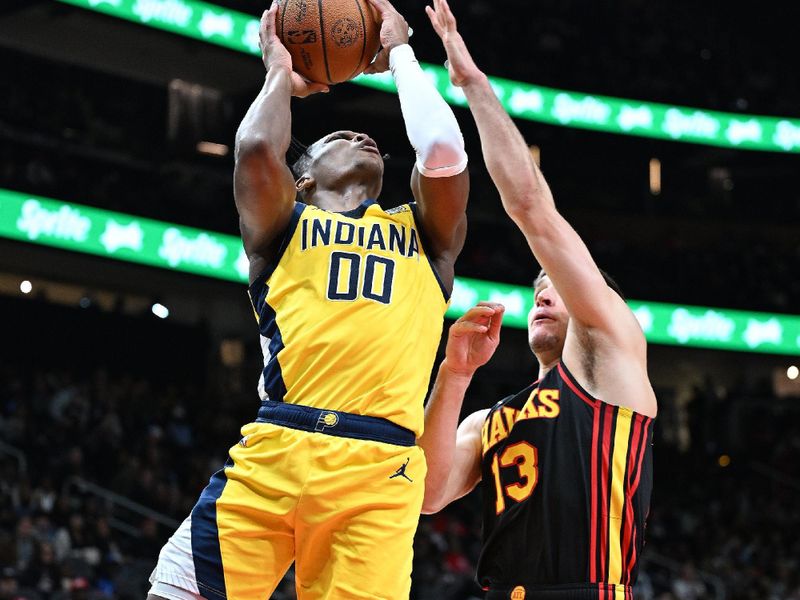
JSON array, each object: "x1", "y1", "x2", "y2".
[
  {"x1": 419, "y1": 1, "x2": 657, "y2": 598},
  {"x1": 148, "y1": 1, "x2": 468, "y2": 599}
]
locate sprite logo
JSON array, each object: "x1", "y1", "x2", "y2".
[
  {"x1": 663, "y1": 109, "x2": 720, "y2": 140},
  {"x1": 158, "y1": 228, "x2": 227, "y2": 269},
  {"x1": 16, "y1": 200, "x2": 91, "y2": 242},
  {"x1": 617, "y1": 105, "x2": 654, "y2": 131},
  {"x1": 449, "y1": 279, "x2": 479, "y2": 314},
  {"x1": 725, "y1": 119, "x2": 762, "y2": 146},
  {"x1": 773, "y1": 121, "x2": 800, "y2": 152},
  {"x1": 198, "y1": 10, "x2": 233, "y2": 39},
  {"x1": 100, "y1": 219, "x2": 144, "y2": 254},
  {"x1": 553, "y1": 94, "x2": 612, "y2": 126},
  {"x1": 509, "y1": 88, "x2": 544, "y2": 116},
  {"x1": 488, "y1": 289, "x2": 526, "y2": 318},
  {"x1": 667, "y1": 308, "x2": 735, "y2": 344},
  {"x1": 743, "y1": 318, "x2": 782, "y2": 349},
  {"x1": 132, "y1": 0, "x2": 192, "y2": 27},
  {"x1": 242, "y1": 19, "x2": 260, "y2": 54}
]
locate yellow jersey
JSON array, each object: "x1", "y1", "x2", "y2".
[{"x1": 247, "y1": 199, "x2": 448, "y2": 437}]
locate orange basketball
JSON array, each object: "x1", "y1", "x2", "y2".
[{"x1": 276, "y1": 0, "x2": 381, "y2": 85}]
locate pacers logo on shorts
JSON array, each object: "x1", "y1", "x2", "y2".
[
  {"x1": 315, "y1": 411, "x2": 339, "y2": 432},
  {"x1": 510, "y1": 586, "x2": 526, "y2": 600}
]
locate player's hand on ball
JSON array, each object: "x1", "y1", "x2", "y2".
[
  {"x1": 425, "y1": 0, "x2": 484, "y2": 87},
  {"x1": 363, "y1": 0, "x2": 410, "y2": 74},
  {"x1": 259, "y1": 5, "x2": 329, "y2": 97},
  {"x1": 442, "y1": 303, "x2": 504, "y2": 378}
]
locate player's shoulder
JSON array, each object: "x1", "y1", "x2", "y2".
[{"x1": 384, "y1": 203, "x2": 413, "y2": 216}]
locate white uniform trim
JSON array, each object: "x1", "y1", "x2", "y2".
[{"x1": 149, "y1": 516, "x2": 202, "y2": 598}]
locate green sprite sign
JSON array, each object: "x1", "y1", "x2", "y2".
[
  {"x1": 3, "y1": 188, "x2": 800, "y2": 355},
  {"x1": 2, "y1": 188, "x2": 249, "y2": 281},
  {"x1": 56, "y1": 0, "x2": 800, "y2": 153}
]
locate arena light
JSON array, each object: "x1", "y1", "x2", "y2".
[
  {"x1": 20, "y1": 280, "x2": 32, "y2": 294},
  {"x1": 3, "y1": 187, "x2": 800, "y2": 355},
  {"x1": 649, "y1": 158, "x2": 661, "y2": 195},
  {"x1": 151, "y1": 302, "x2": 170, "y2": 319},
  {"x1": 56, "y1": 0, "x2": 800, "y2": 153},
  {"x1": 197, "y1": 141, "x2": 229, "y2": 156}
]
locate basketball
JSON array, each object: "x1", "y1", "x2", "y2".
[{"x1": 276, "y1": 0, "x2": 381, "y2": 85}]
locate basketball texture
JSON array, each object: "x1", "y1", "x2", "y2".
[{"x1": 276, "y1": 0, "x2": 381, "y2": 85}]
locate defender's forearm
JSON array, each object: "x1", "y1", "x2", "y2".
[
  {"x1": 462, "y1": 76, "x2": 555, "y2": 220},
  {"x1": 418, "y1": 362, "x2": 472, "y2": 511}
]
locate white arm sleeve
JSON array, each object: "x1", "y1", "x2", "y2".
[{"x1": 390, "y1": 44, "x2": 468, "y2": 178}]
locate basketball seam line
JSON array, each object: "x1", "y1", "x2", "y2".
[
  {"x1": 348, "y1": 0, "x2": 368, "y2": 81},
  {"x1": 317, "y1": 0, "x2": 333, "y2": 84}
]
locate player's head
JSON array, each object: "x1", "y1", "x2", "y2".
[
  {"x1": 528, "y1": 268, "x2": 624, "y2": 359},
  {"x1": 291, "y1": 130, "x2": 384, "y2": 205}
]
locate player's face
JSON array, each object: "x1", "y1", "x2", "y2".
[
  {"x1": 528, "y1": 276, "x2": 569, "y2": 355},
  {"x1": 306, "y1": 130, "x2": 384, "y2": 189}
]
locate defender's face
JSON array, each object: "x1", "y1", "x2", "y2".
[
  {"x1": 307, "y1": 130, "x2": 384, "y2": 183},
  {"x1": 528, "y1": 276, "x2": 569, "y2": 355}
]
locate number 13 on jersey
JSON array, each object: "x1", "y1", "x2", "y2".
[{"x1": 491, "y1": 441, "x2": 539, "y2": 514}]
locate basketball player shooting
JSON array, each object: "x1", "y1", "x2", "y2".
[
  {"x1": 418, "y1": 1, "x2": 657, "y2": 598},
  {"x1": 147, "y1": 1, "x2": 469, "y2": 599}
]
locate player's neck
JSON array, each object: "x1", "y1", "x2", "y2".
[
  {"x1": 536, "y1": 353, "x2": 560, "y2": 379},
  {"x1": 310, "y1": 183, "x2": 377, "y2": 213}
]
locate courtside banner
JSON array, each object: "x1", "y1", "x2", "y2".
[
  {"x1": 3, "y1": 188, "x2": 800, "y2": 355},
  {"x1": 57, "y1": 0, "x2": 800, "y2": 153}
]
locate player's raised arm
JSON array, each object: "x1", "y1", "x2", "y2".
[
  {"x1": 419, "y1": 303, "x2": 504, "y2": 513},
  {"x1": 234, "y1": 6, "x2": 328, "y2": 282},
  {"x1": 427, "y1": 0, "x2": 655, "y2": 416},
  {"x1": 429, "y1": 5, "x2": 641, "y2": 333},
  {"x1": 366, "y1": 0, "x2": 469, "y2": 291}
]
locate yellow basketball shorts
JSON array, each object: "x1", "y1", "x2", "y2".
[{"x1": 151, "y1": 401, "x2": 426, "y2": 600}]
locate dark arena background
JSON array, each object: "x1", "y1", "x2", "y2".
[{"x1": 2, "y1": 1, "x2": 800, "y2": 599}]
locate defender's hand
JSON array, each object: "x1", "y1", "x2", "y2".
[
  {"x1": 259, "y1": 5, "x2": 329, "y2": 97},
  {"x1": 425, "y1": 0, "x2": 484, "y2": 87},
  {"x1": 363, "y1": 0, "x2": 410, "y2": 74},
  {"x1": 442, "y1": 303, "x2": 504, "y2": 378}
]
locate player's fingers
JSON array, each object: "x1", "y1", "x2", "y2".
[
  {"x1": 262, "y1": 6, "x2": 277, "y2": 37},
  {"x1": 476, "y1": 301, "x2": 503, "y2": 310},
  {"x1": 450, "y1": 321, "x2": 489, "y2": 336},
  {"x1": 304, "y1": 82, "x2": 331, "y2": 95},
  {"x1": 440, "y1": 0, "x2": 457, "y2": 27},
  {"x1": 364, "y1": 49, "x2": 390, "y2": 74},
  {"x1": 487, "y1": 306, "x2": 505, "y2": 340},
  {"x1": 458, "y1": 305, "x2": 496, "y2": 322},
  {"x1": 366, "y1": 0, "x2": 393, "y2": 18}
]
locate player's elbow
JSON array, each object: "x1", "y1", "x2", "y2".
[
  {"x1": 416, "y1": 135, "x2": 468, "y2": 177},
  {"x1": 420, "y1": 477, "x2": 450, "y2": 515},
  {"x1": 421, "y1": 493, "x2": 447, "y2": 515}
]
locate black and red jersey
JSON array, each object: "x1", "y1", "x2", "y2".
[{"x1": 476, "y1": 362, "x2": 654, "y2": 599}]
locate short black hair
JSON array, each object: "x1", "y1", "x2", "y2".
[{"x1": 534, "y1": 268, "x2": 625, "y2": 300}]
